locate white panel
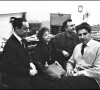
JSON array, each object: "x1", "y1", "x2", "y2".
[{"x1": 50, "y1": 13, "x2": 71, "y2": 26}]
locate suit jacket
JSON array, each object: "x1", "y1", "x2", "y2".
[
  {"x1": 3, "y1": 35, "x2": 31, "y2": 77},
  {"x1": 3, "y1": 35, "x2": 31, "y2": 88}
]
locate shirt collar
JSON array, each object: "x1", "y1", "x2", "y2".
[
  {"x1": 13, "y1": 32, "x2": 22, "y2": 42},
  {"x1": 85, "y1": 38, "x2": 93, "y2": 47}
]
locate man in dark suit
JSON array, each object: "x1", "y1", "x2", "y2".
[{"x1": 2, "y1": 17, "x2": 37, "y2": 89}]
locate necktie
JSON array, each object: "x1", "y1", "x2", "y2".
[
  {"x1": 21, "y1": 39, "x2": 32, "y2": 62},
  {"x1": 81, "y1": 43, "x2": 86, "y2": 55},
  {"x1": 21, "y1": 39, "x2": 28, "y2": 52}
]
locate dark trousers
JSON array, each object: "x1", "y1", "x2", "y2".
[
  {"x1": 57, "y1": 53, "x2": 69, "y2": 70},
  {"x1": 30, "y1": 74, "x2": 55, "y2": 89},
  {"x1": 31, "y1": 75, "x2": 99, "y2": 89},
  {"x1": 53, "y1": 76, "x2": 99, "y2": 89},
  {"x1": 7, "y1": 76, "x2": 30, "y2": 89}
]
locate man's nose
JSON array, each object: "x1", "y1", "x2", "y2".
[
  {"x1": 27, "y1": 28, "x2": 30, "y2": 33},
  {"x1": 81, "y1": 34, "x2": 85, "y2": 38},
  {"x1": 73, "y1": 25, "x2": 76, "y2": 29}
]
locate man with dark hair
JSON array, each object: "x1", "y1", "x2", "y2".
[
  {"x1": 53, "y1": 19, "x2": 80, "y2": 70},
  {"x1": 3, "y1": 17, "x2": 37, "y2": 89},
  {"x1": 63, "y1": 19, "x2": 72, "y2": 29},
  {"x1": 52, "y1": 22, "x2": 100, "y2": 89}
]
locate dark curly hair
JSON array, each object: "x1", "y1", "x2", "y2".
[
  {"x1": 37, "y1": 27, "x2": 49, "y2": 41},
  {"x1": 62, "y1": 19, "x2": 72, "y2": 32},
  {"x1": 76, "y1": 22, "x2": 91, "y2": 33}
]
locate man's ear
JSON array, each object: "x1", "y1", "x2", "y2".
[
  {"x1": 15, "y1": 26, "x2": 19, "y2": 32},
  {"x1": 90, "y1": 31, "x2": 92, "y2": 34}
]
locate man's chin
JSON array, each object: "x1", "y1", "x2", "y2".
[
  {"x1": 81, "y1": 41, "x2": 87, "y2": 44},
  {"x1": 80, "y1": 40, "x2": 83, "y2": 43}
]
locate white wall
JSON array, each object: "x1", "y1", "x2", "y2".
[
  {"x1": 0, "y1": 1, "x2": 100, "y2": 25},
  {"x1": 0, "y1": 1, "x2": 27, "y2": 14},
  {"x1": 25, "y1": 1, "x2": 100, "y2": 25},
  {"x1": 0, "y1": 1, "x2": 100, "y2": 41}
]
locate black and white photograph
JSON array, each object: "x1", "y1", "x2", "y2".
[{"x1": 0, "y1": 1, "x2": 100, "y2": 89}]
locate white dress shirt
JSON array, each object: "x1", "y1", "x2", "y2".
[
  {"x1": 67, "y1": 39, "x2": 100, "y2": 87},
  {"x1": 13, "y1": 32, "x2": 22, "y2": 44}
]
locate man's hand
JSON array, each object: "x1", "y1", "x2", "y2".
[
  {"x1": 54, "y1": 61, "x2": 61, "y2": 67},
  {"x1": 30, "y1": 69, "x2": 37, "y2": 76},
  {"x1": 30, "y1": 63, "x2": 38, "y2": 76},
  {"x1": 66, "y1": 69, "x2": 74, "y2": 76},
  {"x1": 73, "y1": 71, "x2": 84, "y2": 76},
  {"x1": 62, "y1": 50, "x2": 69, "y2": 57},
  {"x1": 45, "y1": 62, "x2": 49, "y2": 68},
  {"x1": 30, "y1": 63, "x2": 36, "y2": 70}
]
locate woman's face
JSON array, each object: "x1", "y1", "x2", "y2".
[{"x1": 42, "y1": 31, "x2": 50, "y2": 43}]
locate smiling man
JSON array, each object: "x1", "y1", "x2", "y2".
[
  {"x1": 53, "y1": 19, "x2": 80, "y2": 70},
  {"x1": 51, "y1": 22, "x2": 100, "y2": 89}
]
